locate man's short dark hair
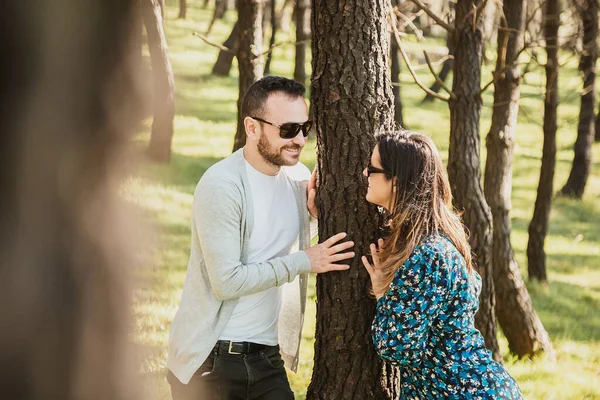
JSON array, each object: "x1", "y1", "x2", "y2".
[{"x1": 241, "y1": 76, "x2": 306, "y2": 119}]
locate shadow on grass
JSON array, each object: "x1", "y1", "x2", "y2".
[{"x1": 528, "y1": 279, "x2": 600, "y2": 342}]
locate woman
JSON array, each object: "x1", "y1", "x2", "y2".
[{"x1": 361, "y1": 130, "x2": 523, "y2": 399}]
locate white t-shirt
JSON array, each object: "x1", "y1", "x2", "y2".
[{"x1": 219, "y1": 161, "x2": 300, "y2": 345}]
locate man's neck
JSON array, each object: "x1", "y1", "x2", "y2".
[{"x1": 243, "y1": 146, "x2": 281, "y2": 176}]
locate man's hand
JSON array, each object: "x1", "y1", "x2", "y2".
[
  {"x1": 307, "y1": 167, "x2": 318, "y2": 219},
  {"x1": 361, "y1": 238, "x2": 385, "y2": 300},
  {"x1": 304, "y1": 232, "x2": 354, "y2": 273}
]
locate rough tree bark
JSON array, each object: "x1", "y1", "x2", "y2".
[
  {"x1": 448, "y1": 0, "x2": 500, "y2": 361},
  {"x1": 143, "y1": 0, "x2": 175, "y2": 163},
  {"x1": 0, "y1": 0, "x2": 142, "y2": 398},
  {"x1": 231, "y1": 0, "x2": 265, "y2": 153},
  {"x1": 483, "y1": 0, "x2": 554, "y2": 358},
  {"x1": 294, "y1": 0, "x2": 311, "y2": 85},
  {"x1": 527, "y1": 0, "x2": 560, "y2": 283},
  {"x1": 560, "y1": 0, "x2": 598, "y2": 198},
  {"x1": 212, "y1": 21, "x2": 239, "y2": 77},
  {"x1": 178, "y1": 0, "x2": 187, "y2": 18},
  {"x1": 306, "y1": 0, "x2": 401, "y2": 398}
]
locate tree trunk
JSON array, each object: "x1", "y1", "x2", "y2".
[
  {"x1": 306, "y1": 0, "x2": 400, "y2": 398},
  {"x1": 448, "y1": 0, "x2": 500, "y2": 362},
  {"x1": 0, "y1": 0, "x2": 142, "y2": 399},
  {"x1": 264, "y1": 0, "x2": 277, "y2": 74},
  {"x1": 206, "y1": 0, "x2": 230, "y2": 35},
  {"x1": 595, "y1": 109, "x2": 600, "y2": 142},
  {"x1": 143, "y1": 0, "x2": 175, "y2": 163},
  {"x1": 560, "y1": 0, "x2": 597, "y2": 198},
  {"x1": 212, "y1": 21, "x2": 240, "y2": 76},
  {"x1": 484, "y1": 0, "x2": 554, "y2": 359},
  {"x1": 390, "y1": 38, "x2": 404, "y2": 128},
  {"x1": 178, "y1": 0, "x2": 187, "y2": 18},
  {"x1": 294, "y1": 0, "x2": 311, "y2": 85},
  {"x1": 231, "y1": 0, "x2": 265, "y2": 153},
  {"x1": 527, "y1": 0, "x2": 560, "y2": 284}
]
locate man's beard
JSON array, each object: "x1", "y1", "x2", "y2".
[{"x1": 257, "y1": 134, "x2": 302, "y2": 167}]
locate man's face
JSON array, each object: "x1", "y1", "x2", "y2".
[{"x1": 256, "y1": 92, "x2": 309, "y2": 167}]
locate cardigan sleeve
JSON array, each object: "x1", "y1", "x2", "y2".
[{"x1": 371, "y1": 243, "x2": 452, "y2": 367}]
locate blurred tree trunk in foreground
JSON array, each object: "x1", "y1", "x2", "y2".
[{"x1": 0, "y1": 0, "x2": 143, "y2": 399}]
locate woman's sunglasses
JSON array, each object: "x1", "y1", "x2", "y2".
[
  {"x1": 251, "y1": 116, "x2": 313, "y2": 139},
  {"x1": 366, "y1": 163, "x2": 388, "y2": 177}
]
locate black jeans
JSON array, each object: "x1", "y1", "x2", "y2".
[{"x1": 167, "y1": 344, "x2": 294, "y2": 400}]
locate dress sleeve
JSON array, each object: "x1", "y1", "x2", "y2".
[{"x1": 371, "y1": 244, "x2": 452, "y2": 367}]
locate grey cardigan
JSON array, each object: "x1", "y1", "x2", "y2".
[{"x1": 167, "y1": 148, "x2": 313, "y2": 385}]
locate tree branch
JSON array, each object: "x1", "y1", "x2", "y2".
[
  {"x1": 395, "y1": 8, "x2": 424, "y2": 40},
  {"x1": 192, "y1": 31, "x2": 235, "y2": 54},
  {"x1": 408, "y1": 0, "x2": 454, "y2": 33},
  {"x1": 387, "y1": 3, "x2": 454, "y2": 101},
  {"x1": 423, "y1": 50, "x2": 455, "y2": 97},
  {"x1": 253, "y1": 39, "x2": 311, "y2": 58}
]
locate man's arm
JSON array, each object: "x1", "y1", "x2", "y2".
[{"x1": 195, "y1": 178, "x2": 312, "y2": 301}]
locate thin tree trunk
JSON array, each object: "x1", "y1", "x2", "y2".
[
  {"x1": 231, "y1": 0, "x2": 265, "y2": 152},
  {"x1": 306, "y1": 0, "x2": 400, "y2": 397},
  {"x1": 527, "y1": 0, "x2": 560, "y2": 284},
  {"x1": 212, "y1": 21, "x2": 239, "y2": 76},
  {"x1": 390, "y1": 38, "x2": 404, "y2": 127},
  {"x1": 484, "y1": 0, "x2": 554, "y2": 359},
  {"x1": 264, "y1": 0, "x2": 277, "y2": 74},
  {"x1": 294, "y1": 0, "x2": 311, "y2": 85},
  {"x1": 143, "y1": 0, "x2": 175, "y2": 163},
  {"x1": 595, "y1": 110, "x2": 600, "y2": 142},
  {"x1": 178, "y1": 0, "x2": 187, "y2": 18},
  {"x1": 206, "y1": 0, "x2": 229, "y2": 35},
  {"x1": 448, "y1": 0, "x2": 500, "y2": 362},
  {"x1": 560, "y1": 0, "x2": 598, "y2": 198}
]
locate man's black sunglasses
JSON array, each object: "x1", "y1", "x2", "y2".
[
  {"x1": 366, "y1": 163, "x2": 388, "y2": 177},
  {"x1": 251, "y1": 116, "x2": 313, "y2": 139}
]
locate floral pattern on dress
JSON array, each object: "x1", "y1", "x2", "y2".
[{"x1": 372, "y1": 234, "x2": 523, "y2": 399}]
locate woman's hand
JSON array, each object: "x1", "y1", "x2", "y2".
[{"x1": 361, "y1": 238, "x2": 385, "y2": 300}]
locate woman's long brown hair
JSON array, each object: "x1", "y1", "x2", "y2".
[{"x1": 371, "y1": 130, "x2": 473, "y2": 297}]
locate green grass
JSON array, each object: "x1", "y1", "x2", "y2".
[{"x1": 130, "y1": 1, "x2": 600, "y2": 399}]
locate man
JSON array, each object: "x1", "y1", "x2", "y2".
[{"x1": 167, "y1": 76, "x2": 355, "y2": 399}]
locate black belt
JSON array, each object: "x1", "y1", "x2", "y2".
[{"x1": 214, "y1": 340, "x2": 271, "y2": 355}]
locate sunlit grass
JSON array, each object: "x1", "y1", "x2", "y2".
[{"x1": 129, "y1": 1, "x2": 600, "y2": 399}]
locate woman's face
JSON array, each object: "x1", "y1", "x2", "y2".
[{"x1": 363, "y1": 145, "x2": 394, "y2": 210}]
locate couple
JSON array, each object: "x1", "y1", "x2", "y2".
[{"x1": 166, "y1": 76, "x2": 523, "y2": 400}]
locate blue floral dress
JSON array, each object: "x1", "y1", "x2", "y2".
[{"x1": 372, "y1": 234, "x2": 523, "y2": 399}]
